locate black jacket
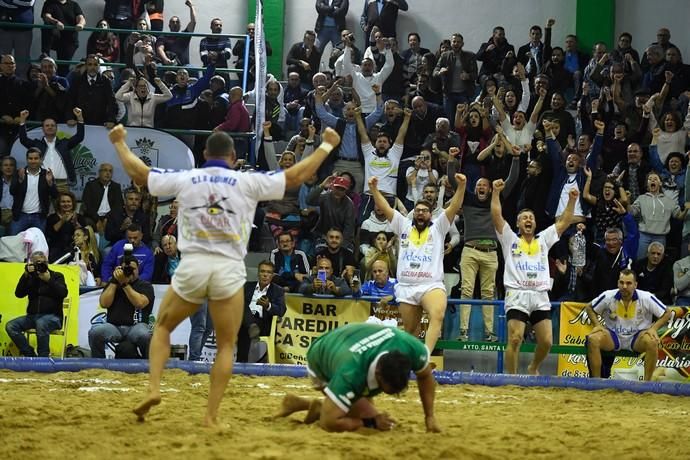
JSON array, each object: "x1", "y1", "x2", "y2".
[
  {"x1": 18, "y1": 122, "x2": 84, "y2": 183},
  {"x1": 15, "y1": 269, "x2": 68, "y2": 322},
  {"x1": 242, "y1": 281, "x2": 286, "y2": 336},
  {"x1": 80, "y1": 179, "x2": 123, "y2": 224},
  {"x1": 10, "y1": 169, "x2": 58, "y2": 220},
  {"x1": 315, "y1": 0, "x2": 349, "y2": 33},
  {"x1": 67, "y1": 73, "x2": 117, "y2": 125}
]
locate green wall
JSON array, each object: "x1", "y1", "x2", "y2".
[
  {"x1": 247, "y1": 0, "x2": 285, "y2": 77},
  {"x1": 576, "y1": 0, "x2": 616, "y2": 52}
]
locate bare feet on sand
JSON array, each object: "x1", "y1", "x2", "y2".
[
  {"x1": 133, "y1": 393, "x2": 161, "y2": 422},
  {"x1": 275, "y1": 394, "x2": 311, "y2": 418},
  {"x1": 303, "y1": 399, "x2": 322, "y2": 424},
  {"x1": 527, "y1": 363, "x2": 540, "y2": 375}
]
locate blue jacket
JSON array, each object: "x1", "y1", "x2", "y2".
[
  {"x1": 101, "y1": 239, "x2": 154, "y2": 283},
  {"x1": 545, "y1": 133, "x2": 602, "y2": 217}
]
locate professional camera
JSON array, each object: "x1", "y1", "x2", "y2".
[
  {"x1": 34, "y1": 262, "x2": 48, "y2": 274},
  {"x1": 123, "y1": 243, "x2": 134, "y2": 256},
  {"x1": 122, "y1": 264, "x2": 134, "y2": 277}
]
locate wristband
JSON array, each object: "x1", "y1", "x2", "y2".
[
  {"x1": 321, "y1": 142, "x2": 335, "y2": 153},
  {"x1": 362, "y1": 417, "x2": 377, "y2": 428}
]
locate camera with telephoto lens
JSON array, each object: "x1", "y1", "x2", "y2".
[
  {"x1": 122, "y1": 264, "x2": 134, "y2": 277},
  {"x1": 29, "y1": 261, "x2": 48, "y2": 275},
  {"x1": 121, "y1": 243, "x2": 135, "y2": 276}
]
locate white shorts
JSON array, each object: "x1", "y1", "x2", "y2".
[
  {"x1": 609, "y1": 329, "x2": 642, "y2": 352},
  {"x1": 504, "y1": 288, "x2": 551, "y2": 315},
  {"x1": 395, "y1": 282, "x2": 446, "y2": 306},
  {"x1": 171, "y1": 252, "x2": 246, "y2": 304}
]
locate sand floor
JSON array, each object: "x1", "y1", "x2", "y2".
[{"x1": 1, "y1": 368, "x2": 687, "y2": 460}]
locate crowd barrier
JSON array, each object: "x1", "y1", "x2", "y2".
[{"x1": 1, "y1": 262, "x2": 688, "y2": 382}]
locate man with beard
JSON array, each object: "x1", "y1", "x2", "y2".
[
  {"x1": 492, "y1": 180, "x2": 579, "y2": 375},
  {"x1": 517, "y1": 154, "x2": 550, "y2": 233},
  {"x1": 355, "y1": 105, "x2": 411, "y2": 223},
  {"x1": 368, "y1": 171, "x2": 467, "y2": 353},
  {"x1": 538, "y1": 91, "x2": 576, "y2": 147},
  {"x1": 453, "y1": 146, "x2": 521, "y2": 342}
]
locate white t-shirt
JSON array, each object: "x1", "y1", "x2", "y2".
[
  {"x1": 148, "y1": 165, "x2": 286, "y2": 261},
  {"x1": 405, "y1": 166, "x2": 438, "y2": 202},
  {"x1": 496, "y1": 221, "x2": 559, "y2": 291},
  {"x1": 21, "y1": 172, "x2": 41, "y2": 214},
  {"x1": 362, "y1": 143, "x2": 403, "y2": 195},
  {"x1": 500, "y1": 119, "x2": 536, "y2": 147},
  {"x1": 390, "y1": 210, "x2": 450, "y2": 284},
  {"x1": 42, "y1": 140, "x2": 68, "y2": 180},
  {"x1": 556, "y1": 174, "x2": 584, "y2": 217},
  {"x1": 591, "y1": 289, "x2": 667, "y2": 339}
]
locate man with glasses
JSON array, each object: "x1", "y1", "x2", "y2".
[{"x1": 368, "y1": 170, "x2": 467, "y2": 353}]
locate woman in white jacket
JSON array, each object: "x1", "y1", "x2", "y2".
[{"x1": 115, "y1": 76, "x2": 172, "y2": 128}]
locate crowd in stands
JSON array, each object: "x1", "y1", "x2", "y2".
[{"x1": 1, "y1": 0, "x2": 690, "y2": 350}]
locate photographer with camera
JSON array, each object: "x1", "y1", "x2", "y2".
[
  {"x1": 88, "y1": 254, "x2": 155, "y2": 359},
  {"x1": 101, "y1": 223, "x2": 154, "y2": 284},
  {"x1": 5, "y1": 251, "x2": 68, "y2": 357}
]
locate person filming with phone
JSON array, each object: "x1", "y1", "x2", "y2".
[
  {"x1": 299, "y1": 257, "x2": 352, "y2": 297},
  {"x1": 5, "y1": 251, "x2": 68, "y2": 357}
]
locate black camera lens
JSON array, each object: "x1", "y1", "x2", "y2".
[
  {"x1": 122, "y1": 265, "x2": 134, "y2": 276},
  {"x1": 35, "y1": 262, "x2": 48, "y2": 273}
]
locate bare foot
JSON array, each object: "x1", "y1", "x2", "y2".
[
  {"x1": 303, "y1": 399, "x2": 322, "y2": 424},
  {"x1": 274, "y1": 394, "x2": 311, "y2": 418},
  {"x1": 133, "y1": 393, "x2": 161, "y2": 422},
  {"x1": 203, "y1": 414, "x2": 219, "y2": 428},
  {"x1": 527, "y1": 363, "x2": 540, "y2": 375}
]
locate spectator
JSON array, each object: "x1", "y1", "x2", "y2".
[
  {"x1": 563, "y1": 34, "x2": 589, "y2": 99},
  {"x1": 270, "y1": 232, "x2": 310, "y2": 293},
  {"x1": 33, "y1": 56, "x2": 71, "y2": 122},
  {"x1": 5, "y1": 250, "x2": 67, "y2": 357},
  {"x1": 115, "y1": 76, "x2": 172, "y2": 128},
  {"x1": 610, "y1": 32, "x2": 640, "y2": 67},
  {"x1": 542, "y1": 47, "x2": 573, "y2": 96},
  {"x1": 80, "y1": 162, "x2": 123, "y2": 231},
  {"x1": 538, "y1": 91, "x2": 576, "y2": 147},
  {"x1": 314, "y1": 0, "x2": 349, "y2": 53},
  {"x1": 10, "y1": 147, "x2": 57, "y2": 235},
  {"x1": 237, "y1": 260, "x2": 286, "y2": 362},
  {"x1": 101, "y1": 223, "x2": 155, "y2": 283},
  {"x1": 582, "y1": 168, "x2": 628, "y2": 244},
  {"x1": 673, "y1": 241, "x2": 690, "y2": 306},
  {"x1": 88, "y1": 254, "x2": 154, "y2": 358},
  {"x1": 353, "y1": 259, "x2": 397, "y2": 307},
  {"x1": 232, "y1": 23, "x2": 272, "y2": 90},
  {"x1": 71, "y1": 225, "x2": 101, "y2": 285},
  {"x1": 400, "y1": 32, "x2": 430, "y2": 85},
  {"x1": 152, "y1": 234, "x2": 179, "y2": 284},
  {"x1": 45, "y1": 190, "x2": 86, "y2": 261},
  {"x1": 146, "y1": 0, "x2": 164, "y2": 31},
  {"x1": 307, "y1": 174, "x2": 356, "y2": 248},
  {"x1": 516, "y1": 20, "x2": 554, "y2": 79},
  {"x1": 40, "y1": 0, "x2": 86, "y2": 76},
  {"x1": 433, "y1": 33, "x2": 478, "y2": 120},
  {"x1": 0, "y1": 0, "x2": 35, "y2": 79},
  {"x1": 330, "y1": 29, "x2": 362, "y2": 74},
  {"x1": 298, "y1": 256, "x2": 352, "y2": 296},
  {"x1": 0, "y1": 54, "x2": 32, "y2": 154},
  {"x1": 286, "y1": 30, "x2": 322, "y2": 90},
  {"x1": 476, "y1": 26, "x2": 515, "y2": 80},
  {"x1": 315, "y1": 226, "x2": 357, "y2": 277},
  {"x1": 338, "y1": 34, "x2": 393, "y2": 113},
  {"x1": 214, "y1": 86, "x2": 250, "y2": 138},
  {"x1": 612, "y1": 142, "x2": 653, "y2": 204},
  {"x1": 361, "y1": 230, "x2": 396, "y2": 280},
  {"x1": 629, "y1": 171, "x2": 686, "y2": 260},
  {"x1": 105, "y1": 188, "x2": 151, "y2": 245},
  {"x1": 18, "y1": 108, "x2": 83, "y2": 194},
  {"x1": 283, "y1": 72, "x2": 307, "y2": 134},
  {"x1": 641, "y1": 28, "x2": 675, "y2": 71},
  {"x1": 66, "y1": 55, "x2": 117, "y2": 128},
  {"x1": 200, "y1": 18, "x2": 232, "y2": 69},
  {"x1": 360, "y1": 0, "x2": 408, "y2": 40},
  {"x1": 87, "y1": 19, "x2": 120, "y2": 63},
  {"x1": 633, "y1": 241, "x2": 673, "y2": 305},
  {"x1": 0, "y1": 155, "x2": 16, "y2": 236},
  {"x1": 152, "y1": 198, "x2": 178, "y2": 253},
  {"x1": 359, "y1": 203, "x2": 393, "y2": 256},
  {"x1": 156, "y1": 1, "x2": 197, "y2": 67},
  {"x1": 592, "y1": 223, "x2": 637, "y2": 294}
]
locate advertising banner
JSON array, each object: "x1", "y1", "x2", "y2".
[
  {"x1": 11, "y1": 125, "x2": 194, "y2": 200},
  {"x1": 274, "y1": 295, "x2": 370, "y2": 364}
]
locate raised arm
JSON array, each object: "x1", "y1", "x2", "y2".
[
  {"x1": 354, "y1": 106, "x2": 370, "y2": 144},
  {"x1": 491, "y1": 179, "x2": 507, "y2": 234},
  {"x1": 108, "y1": 125, "x2": 150, "y2": 186},
  {"x1": 443, "y1": 173, "x2": 467, "y2": 222},
  {"x1": 554, "y1": 188, "x2": 579, "y2": 236},
  {"x1": 284, "y1": 128, "x2": 341, "y2": 189},
  {"x1": 262, "y1": 122, "x2": 279, "y2": 171},
  {"x1": 368, "y1": 176, "x2": 395, "y2": 222},
  {"x1": 395, "y1": 107, "x2": 412, "y2": 145},
  {"x1": 529, "y1": 87, "x2": 547, "y2": 124},
  {"x1": 582, "y1": 166, "x2": 597, "y2": 205}
]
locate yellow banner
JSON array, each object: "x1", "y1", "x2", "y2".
[
  {"x1": 558, "y1": 302, "x2": 690, "y2": 382},
  {"x1": 274, "y1": 295, "x2": 371, "y2": 364},
  {"x1": 0, "y1": 263, "x2": 80, "y2": 357}
]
